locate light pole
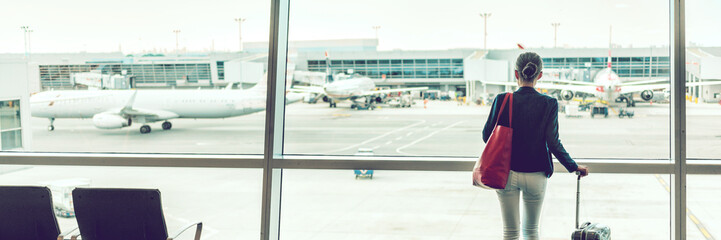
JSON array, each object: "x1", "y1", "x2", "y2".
[
  {"x1": 372, "y1": 25, "x2": 381, "y2": 49},
  {"x1": 173, "y1": 29, "x2": 181, "y2": 57},
  {"x1": 235, "y1": 18, "x2": 246, "y2": 52},
  {"x1": 21, "y1": 26, "x2": 32, "y2": 59},
  {"x1": 372, "y1": 25, "x2": 381, "y2": 39},
  {"x1": 479, "y1": 13, "x2": 491, "y2": 50},
  {"x1": 551, "y1": 22, "x2": 560, "y2": 48}
]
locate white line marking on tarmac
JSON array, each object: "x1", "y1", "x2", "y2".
[
  {"x1": 372, "y1": 145, "x2": 381, "y2": 149},
  {"x1": 396, "y1": 121, "x2": 465, "y2": 155},
  {"x1": 327, "y1": 120, "x2": 426, "y2": 153},
  {"x1": 406, "y1": 132, "x2": 414, "y2": 136},
  {"x1": 385, "y1": 141, "x2": 393, "y2": 145},
  {"x1": 395, "y1": 136, "x2": 403, "y2": 140}
]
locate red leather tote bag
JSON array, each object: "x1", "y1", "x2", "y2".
[{"x1": 473, "y1": 93, "x2": 513, "y2": 189}]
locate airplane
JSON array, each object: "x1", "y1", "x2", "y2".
[
  {"x1": 30, "y1": 75, "x2": 303, "y2": 134},
  {"x1": 484, "y1": 27, "x2": 721, "y2": 108},
  {"x1": 291, "y1": 73, "x2": 428, "y2": 109},
  {"x1": 290, "y1": 51, "x2": 428, "y2": 109},
  {"x1": 482, "y1": 55, "x2": 721, "y2": 108}
]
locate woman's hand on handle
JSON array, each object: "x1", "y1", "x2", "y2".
[{"x1": 576, "y1": 165, "x2": 589, "y2": 178}]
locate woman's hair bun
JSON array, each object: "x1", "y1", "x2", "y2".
[
  {"x1": 515, "y1": 52, "x2": 543, "y2": 82},
  {"x1": 522, "y1": 62, "x2": 537, "y2": 79}
]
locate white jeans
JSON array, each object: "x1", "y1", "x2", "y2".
[{"x1": 496, "y1": 170, "x2": 548, "y2": 240}]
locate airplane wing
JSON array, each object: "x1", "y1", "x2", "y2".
[
  {"x1": 619, "y1": 84, "x2": 669, "y2": 94},
  {"x1": 480, "y1": 81, "x2": 517, "y2": 87},
  {"x1": 361, "y1": 87, "x2": 429, "y2": 95},
  {"x1": 534, "y1": 82, "x2": 598, "y2": 95},
  {"x1": 620, "y1": 78, "x2": 668, "y2": 86},
  {"x1": 539, "y1": 78, "x2": 597, "y2": 86},
  {"x1": 481, "y1": 80, "x2": 599, "y2": 95},
  {"x1": 103, "y1": 91, "x2": 179, "y2": 121},
  {"x1": 120, "y1": 108, "x2": 179, "y2": 120},
  {"x1": 619, "y1": 80, "x2": 721, "y2": 94}
]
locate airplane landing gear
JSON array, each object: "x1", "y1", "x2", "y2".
[
  {"x1": 161, "y1": 121, "x2": 172, "y2": 130},
  {"x1": 48, "y1": 118, "x2": 55, "y2": 131},
  {"x1": 140, "y1": 125, "x2": 151, "y2": 134},
  {"x1": 621, "y1": 96, "x2": 636, "y2": 107},
  {"x1": 329, "y1": 100, "x2": 337, "y2": 108}
]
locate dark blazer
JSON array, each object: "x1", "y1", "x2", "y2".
[{"x1": 482, "y1": 87, "x2": 578, "y2": 178}]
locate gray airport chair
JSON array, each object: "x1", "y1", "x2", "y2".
[
  {"x1": 0, "y1": 186, "x2": 78, "y2": 240},
  {"x1": 71, "y1": 188, "x2": 202, "y2": 240}
]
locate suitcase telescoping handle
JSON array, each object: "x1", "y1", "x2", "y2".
[{"x1": 575, "y1": 171, "x2": 581, "y2": 229}]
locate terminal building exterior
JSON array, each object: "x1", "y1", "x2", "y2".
[{"x1": 13, "y1": 38, "x2": 721, "y2": 103}]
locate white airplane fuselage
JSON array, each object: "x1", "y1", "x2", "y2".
[
  {"x1": 31, "y1": 89, "x2": 267, "y2": 119},
  {"x1": 591, "y1": 68, "x2": 623, "y2": 103},
  {"x1": 323, "y1": 77, "x2": 376, "y2": 101}
]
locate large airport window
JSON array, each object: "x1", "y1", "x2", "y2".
[
  {"x1": 0, "y1": 165, "x2": 263, "y2": 239},
  {"x1": 685, "y1": 0, "x2": 721, "y2": 160},
  {"x1": 391, "y1": 68, "x2": 402, "y2": 77},
  {"x1": 17, "y1": 0, "x2": 271, "y2": 154},
  {"x1": 688, "y1": 175, "x2": 721, "y2": 239},
  {"x1": 284, "y1": 0, "x2": 670, "y2": 158},
  {"x1": 0, "y1": 100, "x2": 22, "y2": 150},
  {"x1": 415, "y1": 70, "x2": 428, "y2": 78},
  {"x1": 281, "y1": 170, "x2": 669, "y2": 239}
]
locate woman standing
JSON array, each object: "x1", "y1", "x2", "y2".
[{"x1": 482, "y1": 52, "x2": 589, "y2": 240}]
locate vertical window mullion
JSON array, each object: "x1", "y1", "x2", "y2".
[
  {"x1": 670, "y1": 0, "x2": 686, "y2": 239},
  {"x1": 261, "y1": 0, "x2": 290, "y2": 239}
]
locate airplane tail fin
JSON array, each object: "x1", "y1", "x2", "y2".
[
  {"x1": 325, "y1": 50, "x2": 333, "y2": 84},
  {"x1": 248, "y1": 73, "x2": 268, "y2": 93},
  {"x1": 607, "y1": 25, "x2": 613, "y2": 68},
  {"x1": 247, "y1": 72, "x2": 294, "y2": 94}
]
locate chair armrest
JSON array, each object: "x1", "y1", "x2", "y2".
[
  {"x1": 168, "y1": 222, "x2": 202, "y2": 240},
  {"x1": 57, "y1": 227, "x2": 79, "y2": 240}
]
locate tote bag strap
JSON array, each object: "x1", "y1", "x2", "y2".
[{"x1": 494, "y1": 93, "x2": 513, "y2": 128}]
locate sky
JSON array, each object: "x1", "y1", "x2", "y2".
[{"x1": 1, "y1": 0, "x2": 719, "y2": 54}]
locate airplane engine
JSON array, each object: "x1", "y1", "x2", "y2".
[
  {"x1": 560, "y1": 90, "x2": 574, "y2": 101},
  {"x1": 374, "y1": 96, "x2": 383, "y2": 103},
  {"x1": 322, "y1": 96, "x2": 329, "y2": 102},
  {"x1": 92, "y1": 113, "x2": 131, "y2": 129},
  {"x1": 640, "y1": 90, "x2": 654, "y2": 101}
]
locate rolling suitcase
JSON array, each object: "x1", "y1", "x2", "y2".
[{"x1": 572, "y1": 174, "x2": 611, "y2": 240}]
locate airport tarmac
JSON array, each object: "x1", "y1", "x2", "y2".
[
  {"x1": 26, "y1": 99, "x2": 721, "y2": 159},
  {"x1": 2, "y1": 100, "x2": 721, "y2": 239}
]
